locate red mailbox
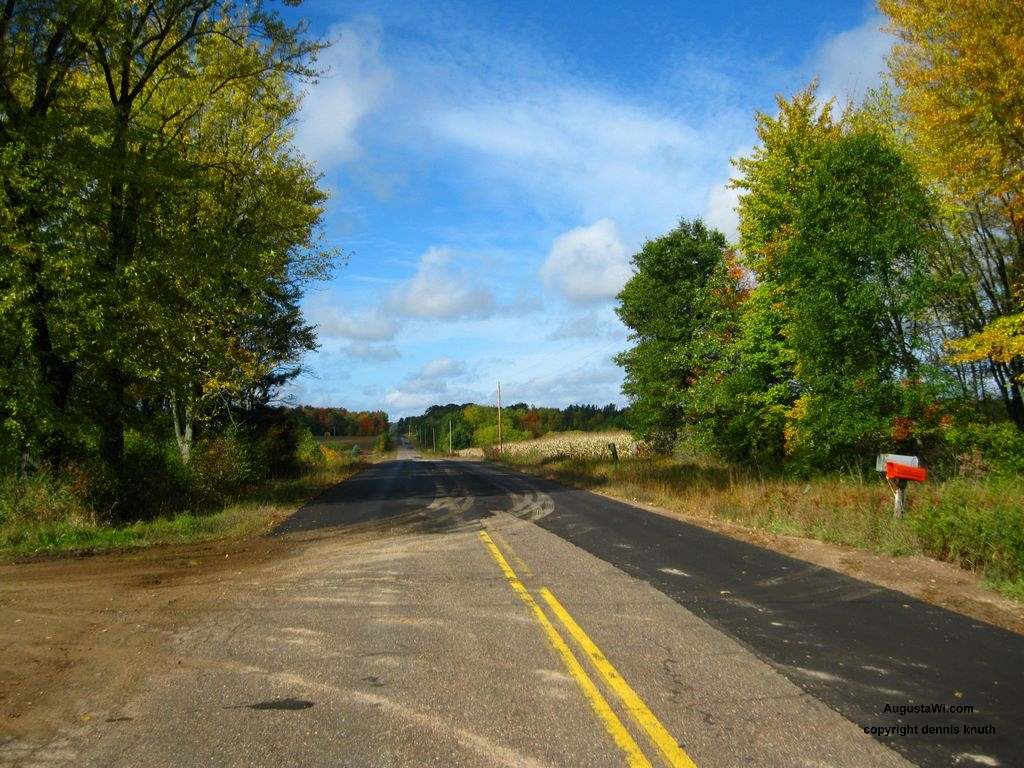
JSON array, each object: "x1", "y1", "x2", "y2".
[{"x1": 885, "y1": 461, "x2": 927, "y2": 483}]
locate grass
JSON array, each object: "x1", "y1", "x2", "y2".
[
  {"x1": 489, "y1": 433, "x2": 1024, "y2": 601},
  {"x1": 0, "y1": 457, "x2": 365, "y2": 558}
]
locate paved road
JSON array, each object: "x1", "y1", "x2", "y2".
[{"x1": 11, "y1": 446, "x2": 1021, "y2": 767}]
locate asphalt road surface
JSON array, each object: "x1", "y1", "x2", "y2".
[{"x1": 11, "y1": 443, "x2": 1022, "y2": 767}]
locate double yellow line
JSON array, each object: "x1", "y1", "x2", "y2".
[{"x1": 478, "y1": 531, "x2": 697, "y2": 768}]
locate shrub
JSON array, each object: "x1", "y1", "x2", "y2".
[
  {"x1": 187, "y1": 429, "x2": 258, "y2": 506},
  {"x1": 375, "y1": 432, "x2": 393, "y2": 452},
  {"x1": 117, "y1": 431, "x2": 189, "y2": 520},
  {"x1": 295, "y1": 427, "x2": 326, "y2": 471},
  {"x1": 940, "y1": 421, "x2": 1024, "y2": 477},
  {"x1": 0, "y1": 466, "x2": 96, "y2": 527}
]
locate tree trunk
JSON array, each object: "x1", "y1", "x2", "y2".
[
  {"x1": 97, "y1": 100, "x2": 135, "y2": 468},
  {"x1": 171, "y1": 394, "x2": 193, "y2": 464}
]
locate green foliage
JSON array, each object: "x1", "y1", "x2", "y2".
[
  {"x1": 911, "y1": 479, "x2": 1024, "y2": 582},
  {"x1": 615, "y1": 220, "x2": 740, "y2": 452},
  {"x1": 0, "y1": 2, "x2": 333, "y2": 487},
  {"x1": 940, "y1": 422, "x2": 1024, "y2": 477},
  {"x1": 618, "y1": 86, "x2": 948, "y2": 471},
  {"x1": 727, "y1": 86, "x2": 940, "y2": 468},
  {"x1": 375, "y1": 432, "x2": 394, "y2": 452},
  {"x1": 688, "y1": 287, "x2": 794, "y2": 468}
]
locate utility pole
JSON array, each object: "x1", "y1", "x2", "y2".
[
  {"x1": 448, "y1": 418, "x2": 452, "y2": 454},
  {"x1": 432, "y1": 426, "x2": 436, "y2": 452},
  {"x1": 497, "y1": 381, "x2": 502, "y2": 454}
]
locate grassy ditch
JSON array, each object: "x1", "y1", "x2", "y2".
[{"x1": 488, "y1": 439, "x2": 1024, "y2": 601}]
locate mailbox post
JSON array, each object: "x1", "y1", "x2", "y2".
[{"x1": 876, "y1": 453, "x2": 927, "y2": 516}]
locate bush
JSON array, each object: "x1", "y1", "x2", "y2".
[
  {"x1": 0, "y1": 466, "x2": 96, "y2": 527},
  {"x1": 295, "y1": 427, "x2": 326, "y2": 471},
  {"x1": 251, "y1": 411, "x2": 319, "y2": 478},
  {"x1": 117, "y1": 431, "x2": 189, "y2": 520},
  {"x1": 187, "y1": 429, "x2": 258, "y2": 506},
  {"x1": 375, "y1": 432, "x2": 393, "y2": 452},
  {"x1": 940, "y1": 421, "x2": 1024, "y2": 477}
]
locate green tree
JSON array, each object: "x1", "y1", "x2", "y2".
[
  {"x1": 615, "y1": 220, "x2": 740, "y2": 452},
  {"x1": 732, "y1": 86, "x2": 937, "y2": 467},
  {"x1": 0, "y1": 1, "x2": 327, "y2": 473},
  {"x1": 690, "y1": 286, "x2": 795, "y2": 468}
]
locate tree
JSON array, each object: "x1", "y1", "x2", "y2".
[
  {"x1": 615, "y1": 220, "x2": 740, "y2": 452},
  {"x1": 84, "y1": 1, "x2": 320, "y2": 466},
  {"x1": 880, "y1": 0, "x2": 1024, "y2": 221},
  {"x1": 948, "y1": 286, "x2": 1024, "y2": 383},
  {"x1": 145, "y1": 33, "x2": 328, "y2": 462},
  {"x1": 881, "y1": 0, "x2": 1024, "y2": 427},
  {"x1": 730, "y1": 85, "x2": 938, "y2": 466},
  {"x1": 0, "y1": 1, "x2": 327, "y2": 471},
  {"x1": 0, "y1": 1, "x2": 110, "y2": 467}
]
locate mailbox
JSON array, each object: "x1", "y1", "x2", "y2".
[
  {"x1": 876, "y1": 453, "x2": 926, "y2": 516},
  {"x1": 885, "y1": 461, "x2": 927, "y2": 483}
]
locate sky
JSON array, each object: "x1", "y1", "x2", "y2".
[{"x1": 279, "y1": 0, "x2": 894, "y2": 418}]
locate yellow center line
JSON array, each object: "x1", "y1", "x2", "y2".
[
  {"x1": 489, "y1": 530, "x2": 534, "y2": 577},
  {"x1": 478, "y1": 531, "x2": 652, "y2": 768},
  {"x1": 539, "y1": 588, "x2": 698, "y2": 768}
]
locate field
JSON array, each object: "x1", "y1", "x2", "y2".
[
  {"x1": 485, "y1": 431, "x2": 1024, "y2": 602},
  {"x1": 457, "y1": 430, "x2": 638, "y2": 460},
  {"x1": 317, "y1": 434, "x2": 382, "y2": 453}
]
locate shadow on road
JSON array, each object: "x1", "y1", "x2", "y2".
[{"x1": 271, "y1": 458, "x2": 515, "y2": 539}]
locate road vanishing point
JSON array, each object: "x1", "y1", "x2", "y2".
[{"x1": 5, "y1": 440, "x2": 1023, "y2": 768}]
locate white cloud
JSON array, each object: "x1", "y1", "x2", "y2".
[
  {"x1": 704, "y1": 180, "x2": 741, "y2": 243},
  {"x1": 812, "y1": 14, "x2": 894, "y2": 105},
  {"x1": 309, "y1": 305, "x2": 397, "y2": 342},
  {"x1": 547, "y1": 312, "x2": 619, "y2": 341},
  {"x1": 507, "y1": 361, "x2": 625, "y2": 407},
  {"x1": 418, "y1": 356, "x2": 465, "y2": 380},
  {"x1": 394, "y1": 356, "x2": 469, "y2": 395},
  {"x1": 383, "y1": 389, "x2": 437, "y2": 411},
  {"x1": 387, "y1": 247, "x2": 496, "y2": 320},
  {"x1": 541, "y1": 220, "x2": 632, "y2": 304},
  {"x1": 295, "y1": 21, "x2": 392, "y2": 167},
  {"x1": 431, "y1": 88, "x2": 723, "y2": 233},
  {"x1": 342, "y1": 342, "x2": 401, "y2": 361}
]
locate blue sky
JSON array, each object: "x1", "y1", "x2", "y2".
[{"x1": 280, "y1": 1, "x2": 893, "y2": 418}]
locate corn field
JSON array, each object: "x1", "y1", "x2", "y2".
[{"x1": 457, "y1": 430, "x2": 642, "y2": 462}]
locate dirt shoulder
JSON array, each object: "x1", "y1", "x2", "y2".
[
  {"x1": 0, "y1": 534, "x2": 293, "y2": 744},
  {"x1": 490, "y1": 459, "x2": 1024, "y2": 636}
]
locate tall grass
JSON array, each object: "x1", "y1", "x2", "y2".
[{"x1": 0, "y1": 437, "x2": 363, "y2": 557}]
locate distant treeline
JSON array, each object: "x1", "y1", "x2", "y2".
[
  {"x1": 294, "y1": 407, "x2": 389, "y2": 437},
  {"x1": 395, "y1": 403, "x2": 628, "y2": 451}
]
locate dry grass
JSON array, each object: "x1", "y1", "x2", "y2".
[{"x1": 491, "y1": 432, "x2": 1024, "y2": 599}]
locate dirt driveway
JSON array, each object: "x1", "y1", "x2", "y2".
[{"x1": 0, "y1": 535, "x2": 293, "y2": 746}]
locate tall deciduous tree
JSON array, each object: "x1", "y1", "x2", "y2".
[
  {"x1": 0, "y1": 2, "x2": 332, "y2": 473},
  {"x1": 731, "y1": 86, "x2": 937, "y2": 466},
  {"x1": 881, "y1": 0, "x2": 1024, "y2": 427},
  {"x1": 615, "y1": 220, "x2": 740, "y2": 452}
]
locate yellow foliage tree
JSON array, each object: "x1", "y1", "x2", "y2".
[
  {"x1": 948, "y1": 286, "x2": 1024, "y2": 382},
  {"x1": 880, "y1": 0, "x2": 1024, "y2": 220}
]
